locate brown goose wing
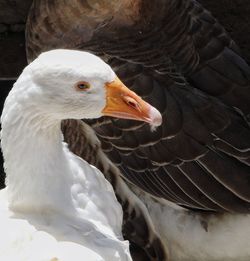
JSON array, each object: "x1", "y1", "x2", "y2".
[
  {"x1": 26, "y1": 0, "x2": 250, "y2": 213},
  {"x1": 93, "y1": 61, "x2": 250, "y2": 213}
]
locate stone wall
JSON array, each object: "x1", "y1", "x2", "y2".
[{"x1": 0, "y1": 0, "x2": 32, "y2": 25}]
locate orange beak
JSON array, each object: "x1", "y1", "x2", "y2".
[{"x1": 102, "y1": 77, "x2": 162, "y2": 126}]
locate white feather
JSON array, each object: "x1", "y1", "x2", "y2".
[{"x1": 134, "y1": 188, "x2": 250, "y2": 261}]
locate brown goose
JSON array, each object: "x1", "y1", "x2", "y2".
[{"x1": 24, "y1": 0, "x2": 250, "y2": 260}]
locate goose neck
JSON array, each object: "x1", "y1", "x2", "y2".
[{"x1": 1, "y1": 94, "x2": 76, "y2": 214}]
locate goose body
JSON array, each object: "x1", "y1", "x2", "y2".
[{"x1": 0, "y1": 49, "x2": 161, "y2": 260}]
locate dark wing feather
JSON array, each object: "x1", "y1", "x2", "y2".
[
  {"x1": 94, "y1": 66, "x2": 250, "y2": 212},
  {"x1": 26, "y1": 0, "x2": 250, "y2": 213}
]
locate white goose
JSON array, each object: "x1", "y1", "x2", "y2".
[{"x1": 0, "y1": 49, "x2": 162, "y2": 261}]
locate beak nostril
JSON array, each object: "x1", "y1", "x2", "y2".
[
  {"x1": 123, "y1": 96, "x2": 140, "y2": 110},
  {"x1": 128, "y1": 101, "x2": 137, "y2": 108}
]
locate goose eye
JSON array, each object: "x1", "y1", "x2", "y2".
[{"x1": 75, "y1": 81, "x2": 90, "y2": 91}]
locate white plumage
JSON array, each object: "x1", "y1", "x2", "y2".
[
  {"x1": 0, "y1": 49, "x2": 162, "y2": 261},
  {"x1": 132, "y1": 188, "x2": 250, "y2": 261}
]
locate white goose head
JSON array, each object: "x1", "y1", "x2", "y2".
[
  {"x1": 18, "y1": 49, "x2": 162, "y2": 125},
  {"x1": 1, "y1": 49, "x2": 162, "y2": 212},
  {"x1": 1, "y1": 50, "x2": 159, "y2": 260}
]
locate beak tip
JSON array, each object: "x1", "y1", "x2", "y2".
[{"x1": 149, "y1": 106, "x2": 162, "y2": 126}]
